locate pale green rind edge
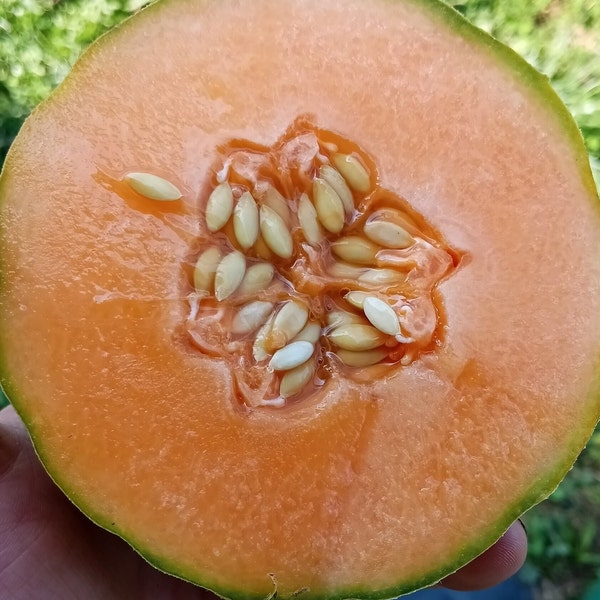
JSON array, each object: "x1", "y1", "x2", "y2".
[{"x1": 1, "y1": 0, "x2": 600, "y2": 598}]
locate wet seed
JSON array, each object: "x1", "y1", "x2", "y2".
[
  {"x1": 319, "y1": 165, "x2": 354, "y2": 215},
  {"x1": 331, "y1": 153, "x2": 371, "y2": 193},
  {"x1": 263, "y1": 186, "x2": 292, "y2": 225},
  {"x1": 238, "y1": 262, "x2": 275, "y2": 295},
  {"x1": 292, "y1": 321, "x2": 322, "y2": 344},
  {"x1": 328, "y1": 261, "x2": 366, "y2": 280},
  {"x1": 206, "y1": 182, "x2": 234, "y2": 232},
  {"x1": 260, "y1": 205, "x2": 293, "y2": 259},
  {"x1": 231, "y1": 301, "x2": 274, "y2": 335},
  {"x1": 359, "y1": 268, "x2": 403, "y2": 286},
  {"x1": 337, "y1": 348, "x2": 389, "y2": 367},
  {"x1": 331, "y1": 236, "x2": 379, "y2": 266},
  {"x1": 328, "y1": 323, "x2": 388, "y2": 351},
  {"x1": 268, "y1": 341, "x2": 315, "y2": 372},
  {"x1": 214, "y1": 251, "x2": 246, "y2": 301},
  {"x1": 326, "y1": 310, "x2": 366, "y2": 328},
  {"x1": 124, "y1": 172, "x2": 182, "y2": 201},
  {"x1": 233, "y1": 191, "x2": 259, "y2": 250},
  {"x1": 362, "y1": 296, "x2": 401, "y2": 335},
  {"x1": 253, "y1": 313, "x2": 275, "y2": 362},
  {"x1": 364, "y1": 218, "x2": 414, "y2": 249},
  {"x1": 298, "y1": 193, "x2": 324, "y2": 244},
  {"x1": 344, "y1": 290, "x2": 369, "y2": 310},
  {"x1": 279, "y1": 359, "x2": 316, "y2": 398},
  {"x1": 313, "y1": 178, "x2": 345, "y2": 234},
  {"x1": 193, "y1": 246, "x2": 222, "y2": 294},
  {"x1": 272, "y1": 301, "x2": 309, "y2": 345}
]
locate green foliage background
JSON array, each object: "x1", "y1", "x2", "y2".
[{"x1": 1, "y1": 1, "x2": 599, "y2": 598}]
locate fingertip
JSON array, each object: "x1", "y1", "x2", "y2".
[
  {"x1": 440, "y1": 519, "x2": 528, "y2": 591},
  {"x1": 0, "y1": 405, "x2": 22, "y2": 478}
]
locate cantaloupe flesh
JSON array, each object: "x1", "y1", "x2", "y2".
[{"x1": 1, "y1": 0, "x2": 600, "y2": 597}]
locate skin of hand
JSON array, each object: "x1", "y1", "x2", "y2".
[{"x1": 0, "y1": 405, "x2": 527, "y2": 600}]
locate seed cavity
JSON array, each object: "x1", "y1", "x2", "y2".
[
  {"x1": 124, "y1": 172, "x2": 182, "y2": 201},
  {"x1": 185, "y1": 120, "x2": 457, "y2": 408},
  {"x1": 362, "y1": 296, "x2": 401, "y2": 335},
  {"x1": 206, "y1": 182, "x2": 234, "y2": 232},
  {"x1": 313, "y1": 178, "x2": 345, "y2": 234},
  {"x1": 331, "y1": 153, "x2": 371, "y2": 193},
  {"x1": 214, "y1": 251, "x2": 246, "y2": 301},
  {"x1": 328, "y1": 323, "x2": 388, "y2": 351},
  {"x1": 232, "y1": 191, "x2": 260, "y2": 250},
  {"x1": 268, "y1": 341, "x2": 315, "y2": 372},
  {"x1": 260, "y1": 205, "x2": 293, "y2": 259},
  {"x1": 232, "y1": 301, "x2": 274, "y2": 335}
]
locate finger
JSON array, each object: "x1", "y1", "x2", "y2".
[
  {"x1": 0, "y1": 404, "x2": 27, "y2": 477},
  {"x1": 440, "y1": 519, "x2": 528, "y2": 591}
]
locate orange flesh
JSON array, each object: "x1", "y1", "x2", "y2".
[{"x1": 1, "y1": 0, "x2": 600, "y2": 597}]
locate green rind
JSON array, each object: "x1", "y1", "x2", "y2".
[{"x1": 1, "y1": 0, "x2": 599, "y2": 598}]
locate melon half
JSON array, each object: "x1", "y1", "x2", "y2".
[{"x1": 1, "y1": 0, "x2": 600, "y2": 598}]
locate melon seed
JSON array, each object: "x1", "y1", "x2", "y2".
[
  {"x1": 364, "y1": 218, "x2": 414, "y2": 249},
  {"x1": 319, "y1": 165, "x2": 354, "y2": 215},
  {"x1": 337, "y1": 348, "x2": 389, "y2": 367},
  {"x1": 331, "y1": 153, "x2": 371, "y2": 193},
  {"x1": 279, "y1": 359, "x2": 316, "y2": 398},
  {"x1": 331, "y1": 236, "x2": 379, "y2": 265},
  {"x1": 238, "y1": 262, "x2": 275, "y2": 295},
  {"x1": 344, "y1": 290, "x2": 369, "y2": 309},
  {"x1": 193, "y1": 246, "x2": 222, "y2": 294},
  {"x1": 359, "y1": 268, "x2": 403, "y2": 286},
  {"x1": 328, "y1": 323, "x2": 388, "y2": 351},
  {"x1": 292, "y1": 321, "x2": 322, "y2": 344},
  {"x1": 259, "y1": 205, "x2": 293, "y2": 259},
  {"x1": 253, "y1": 313, "x2": 275, "y2": 362},
  {"x1": 263, "y1": 186, "x2": 292, "y2": 225},
  {"x1": 214, "y1": 251, "x2": 246, "y2": 301},
  {"x1": 268, "y1": 341, "x2": 315, "y2": 372},
  {"x1": 206, "y1": 182, "x2": 234, "y2": 232},
  {"x1": 231, "y1": 301, "x2": 274, "y2": 335},
  {"x1": 233, "y1": 191, "x2": 259, "y2": 250},
  {"x1": 124, "y1": 172, "x2": 182, "y2": 201},
  {"x1": 326, "y1": 310, "x2": 367, "y2": 328},
  {"x1": 362, "y1": 296, "x2": 401, "y2": 335},
  {"x1": 313, "y1": 177, "x2": 345, "y2": 234},
  {"x1": 271, "y1": 301, "x2": 309, "y2": 346},
  {"x1": 328, "y1": 261, "x2": 366, "y2": 280},
  {"x1": 297, "y1": 193, "x2": 325, "y2": 244}
]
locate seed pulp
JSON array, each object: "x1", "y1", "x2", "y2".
[{"x1": 185, "y1": 119, "x2": 458, "y2": 408}]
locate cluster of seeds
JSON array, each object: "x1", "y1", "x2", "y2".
[{"x1": 123, "y1": 122, "x2": 456, "y2": 408}]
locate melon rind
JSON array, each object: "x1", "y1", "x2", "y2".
[{"x1": 1, "y1": 0, "x2": 600, "y2": 598}]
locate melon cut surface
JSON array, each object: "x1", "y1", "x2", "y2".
[{"x1": 1, "y1": 0, "x2": 600, "y2": 598}]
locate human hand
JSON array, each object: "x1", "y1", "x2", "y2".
[{"x1": 0, "y1": 405, "x2": 527, "y2": 599}]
